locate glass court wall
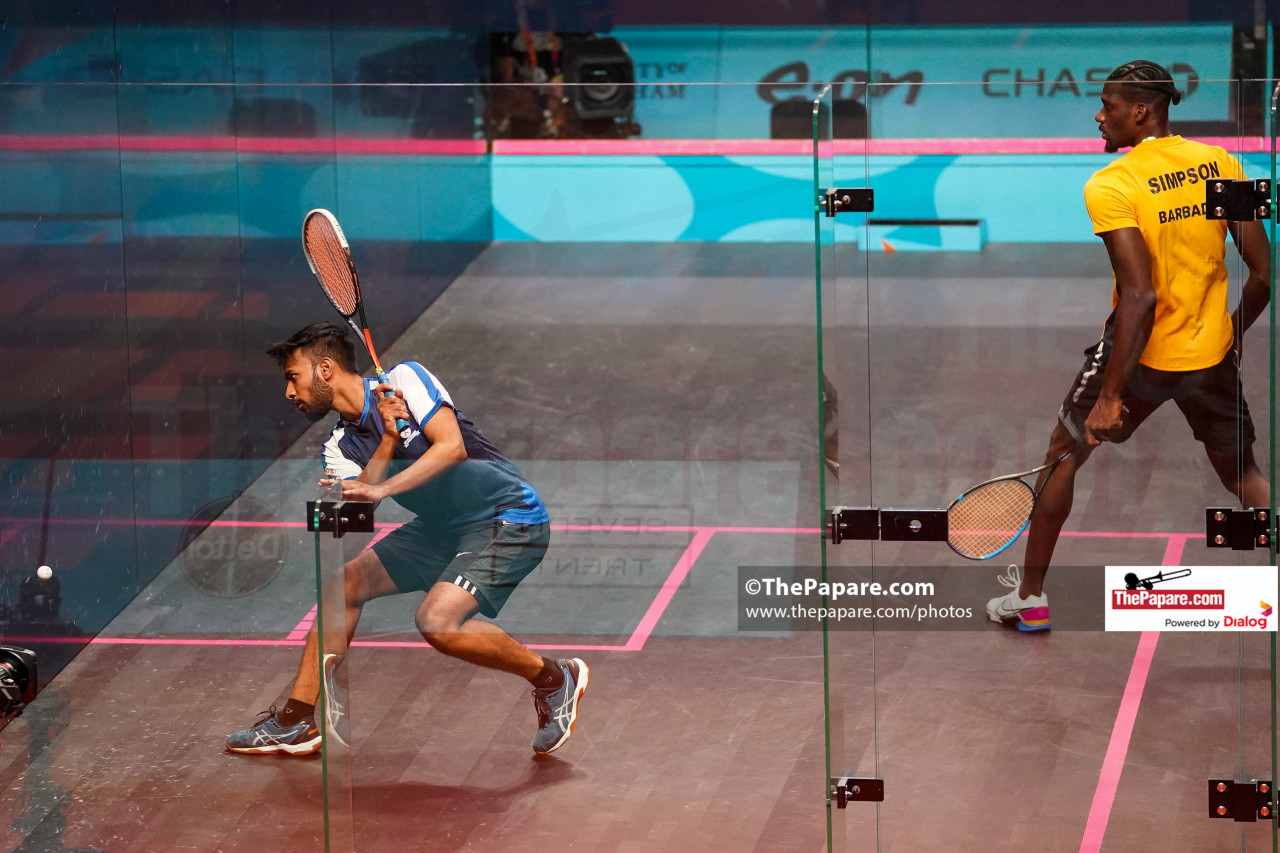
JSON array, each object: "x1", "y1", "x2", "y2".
[
  {"x1": 0, "y1": 58, "x2": 833, "y2": 853},
  {"x1": 816, "y1": 70, "x2": 1279, "y2": 851},
  {"x1": 0, "y1": 18, "x2": 492, "y2": 689},
  {"x1": 1, "y1": 6, "x2": 1279, "y2": 853}
]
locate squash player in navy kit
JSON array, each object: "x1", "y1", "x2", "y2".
[{"x1": 226, "y1": 322, "x2": 587, "y2": 756}]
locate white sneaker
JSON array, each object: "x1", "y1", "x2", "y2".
[
  {"x1": 985, "y1": 565, "x2": 1051, "y2": 632},
  {"x1": 321, "y1": 653, "x2": 350, "y2": 748}
]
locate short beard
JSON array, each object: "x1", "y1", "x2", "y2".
[{"x1": 302, "y1": 366, "x2": 335, "y2": 422}]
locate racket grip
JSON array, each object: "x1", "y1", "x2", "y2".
[{"x1": 375, "y1": 371, "x2": 413, "y2": 434}]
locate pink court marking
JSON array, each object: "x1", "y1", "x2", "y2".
[
  {"x1": 86, "y1": 526, "x2": 721, "y2": 652},
  {"x1": 278, "y1": 527, "x2": 717, "y2": 653},
  {"x1": 81, "y1": 526, "x2": 1193, "y2": 658},
  {"x1": 1, "y1": 135, "x2": 1268, "y2": 157},
  {"x1": 347, "y1": 640, "x2": 633, "y2": 652},
  {"x1": 74, "y1": 513, "x2": 1200, "y2": 846},
  {"x1": 494, "y1": 137, "x2": 1270, "y2": 156},
  {"x1": 550, "y1": 524, "x2": 817, "y2": 534},
  {"x1": 0, "y1": 517, "x2": 1199, "y2": 539},
  {"x1": 625, "y1": 528, "x2": 716, "y2": 651},
  {"x1": 287, "y1": 605, "x2": 317, "y2": 641},
  {"x1": 1159, "y1": 534, "x2": 1189, "y2": 567},
  {"x1": 1078, "y1": 631, "x2": 1160, "y2": 852},
  {"x1": 0, "y1": 135, "x2": 485, "y2": 155},
  {"x1": 92, "y1": 637, "x2": 304, "y2": 647},
  {"x1": 87, "y1": 636, "x2": 633, "y2": 652},
  {"x1": 1077, "y1": 535, "x2": 1182, "y2": 851}
]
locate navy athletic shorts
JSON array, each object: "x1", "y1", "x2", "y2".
[{"x1": 371, "y1": 517, "x2": 551, "y2": 618}]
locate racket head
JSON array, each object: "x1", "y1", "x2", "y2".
[
  {"x1": 947, "y1": 477, "x2": 1035, "y2": 560},
  {"x1": 303, "y1": 209, "x2": 361, "y2": 319}
]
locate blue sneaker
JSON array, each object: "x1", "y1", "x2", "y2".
[
  {"x1": 531, "y1": 658, "x2": 589, "y2": 755},
  {"x1": 321, "y1": 653, "x2": 349, "y2": 748},
  {"x1": 226, "y1": 707, "x2": 321, "y2": 755}
]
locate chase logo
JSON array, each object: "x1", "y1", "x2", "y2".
[{"x1": 1263, "y1": 602, "x2": 1274, "y2": 618}]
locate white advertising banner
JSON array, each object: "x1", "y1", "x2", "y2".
[{"x1": 1104, "y1": 566, "x2": 1279, "y2": 632}]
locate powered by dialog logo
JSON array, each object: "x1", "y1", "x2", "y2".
[
  {"x1": 1223, "y1": 602, "x2": 1273, "y2": 630},
  {"x1": 1105, "y1": 566, "x2": 1279, "y2": 633}
]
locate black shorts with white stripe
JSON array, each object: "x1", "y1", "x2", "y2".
[
  {"x1": 1058, "y1": 330, "x2": 1255, "y2": 456},
  {"x1": 371, "y1": 517, "x2": 551, "y2": 618}
]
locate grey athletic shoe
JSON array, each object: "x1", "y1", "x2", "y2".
[
  {"x1": 226, "y1": 707, "x2": 321, "y2": 755},
  {"x1": 531, "y1": 658, "x2": 589, "y2": 755}
]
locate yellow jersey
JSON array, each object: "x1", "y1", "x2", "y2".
[{"x1": 1083, "y1": 135, "x2": 1244, "y2": 371}]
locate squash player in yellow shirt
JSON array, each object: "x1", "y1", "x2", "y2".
[{"x1": 987, "y1": 60, "x2": 1272, "y2": 631}]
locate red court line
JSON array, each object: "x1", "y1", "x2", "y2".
[
  {"x1": 87, "y1": 636, "x2": 632, "y2": 652},
  {"x1": 1160, "y1": 534, "x2": 1189, "y2": 566},
  {"x1": 0, "y1": 517, "x2": 1204, "y2": 539},
  {"x1": 287, "y1": 605, "x2": 317, "y2": 641},
  {"x1": 3, "y1": 519, "x2": 817, "y2": 532},
  {"x1": 2, "y1": 135, "x2": 1268, "y2": 157},
  {"x1": 624, "y1": 528, "x2": 716, "y2": 651},
  {"x1": 550, "y1": 524, "x2": 818, "y2": 534},
  {"x1": 80, "y1": 525, "x2": 1196, "y2": 656},
  {"x1": 273, "y1": 527, "x2": 752, "y2": 652},
  {"x1": 493, "y1": 137, "x2": 1269, "y2": 156},
  {"x1": 1078, "y1": 631, "x2": 1161, "y2": 852},
  {"x1": 218, "y1": 526, "x2": 721, "y2": 653},
  {"x1": 92, "y1": 637, "x2": 304, "y2": 646},
  {"x1": 76, "y1": 523, "x2": 1207, "y2": 852},
  {"x1": 349, "y1": 640, "x2": 632, "y2": 652},
  {"x1": 1077, "y1": 533, "x2": 1183, "y2": 850},
  {"x1": 494, "y1": 138, "x2": 814, "y2": 155},
  {"x1": 0, "y1": 135, "x2": 485, "y2": 155}
]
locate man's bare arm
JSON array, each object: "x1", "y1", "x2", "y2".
[{"x1": 1086, "y1": 227, "x2": 1157, "y2": 444}]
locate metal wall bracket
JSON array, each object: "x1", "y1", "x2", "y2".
[
  {"x1": 1208, "y1": 778, "x2": 1275, "y2": 822},
  {"x1": 880, "y1": 508, "x2": 948, "y2": 541},
  {"x1": 827, "y1": 507, "x2": 948, "y2": 544},
  {"x1": 1205, "y1": 507, "x2": 1271, "y2": 550},
  {"x1": 307, "y1": 500, "x2": 376, "y2": 539},
  {"x1": 827, "y1": 507, "x2": 880, "y2": 543},
  {"x1": 831, "y1": 777, "x2": 884, "y2": 809},
  {"x1": 820, "y1": 188, "x2": 874, "y2": 217},
  {"x1": 1205, "y1": 178, "x2": 1271, "y2": 221}
]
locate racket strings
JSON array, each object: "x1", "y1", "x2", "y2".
[
  {"x1": 304, "y1": 222, "x2": 359, "y2": 315},
  {"x1": 947, "y1": 479, "x2": 1034, "y2": 559}
]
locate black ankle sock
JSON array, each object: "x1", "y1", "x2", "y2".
[
  {"x1": 529, "y1": 657, "x2": 565, "y2": 690},
  {"x1": 278, "y1": 699, "x2": 315, "y2": 727}
]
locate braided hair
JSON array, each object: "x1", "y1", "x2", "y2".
[{"x1": 1107, "y1": 60, "x2": 1183, "y2": 107}]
